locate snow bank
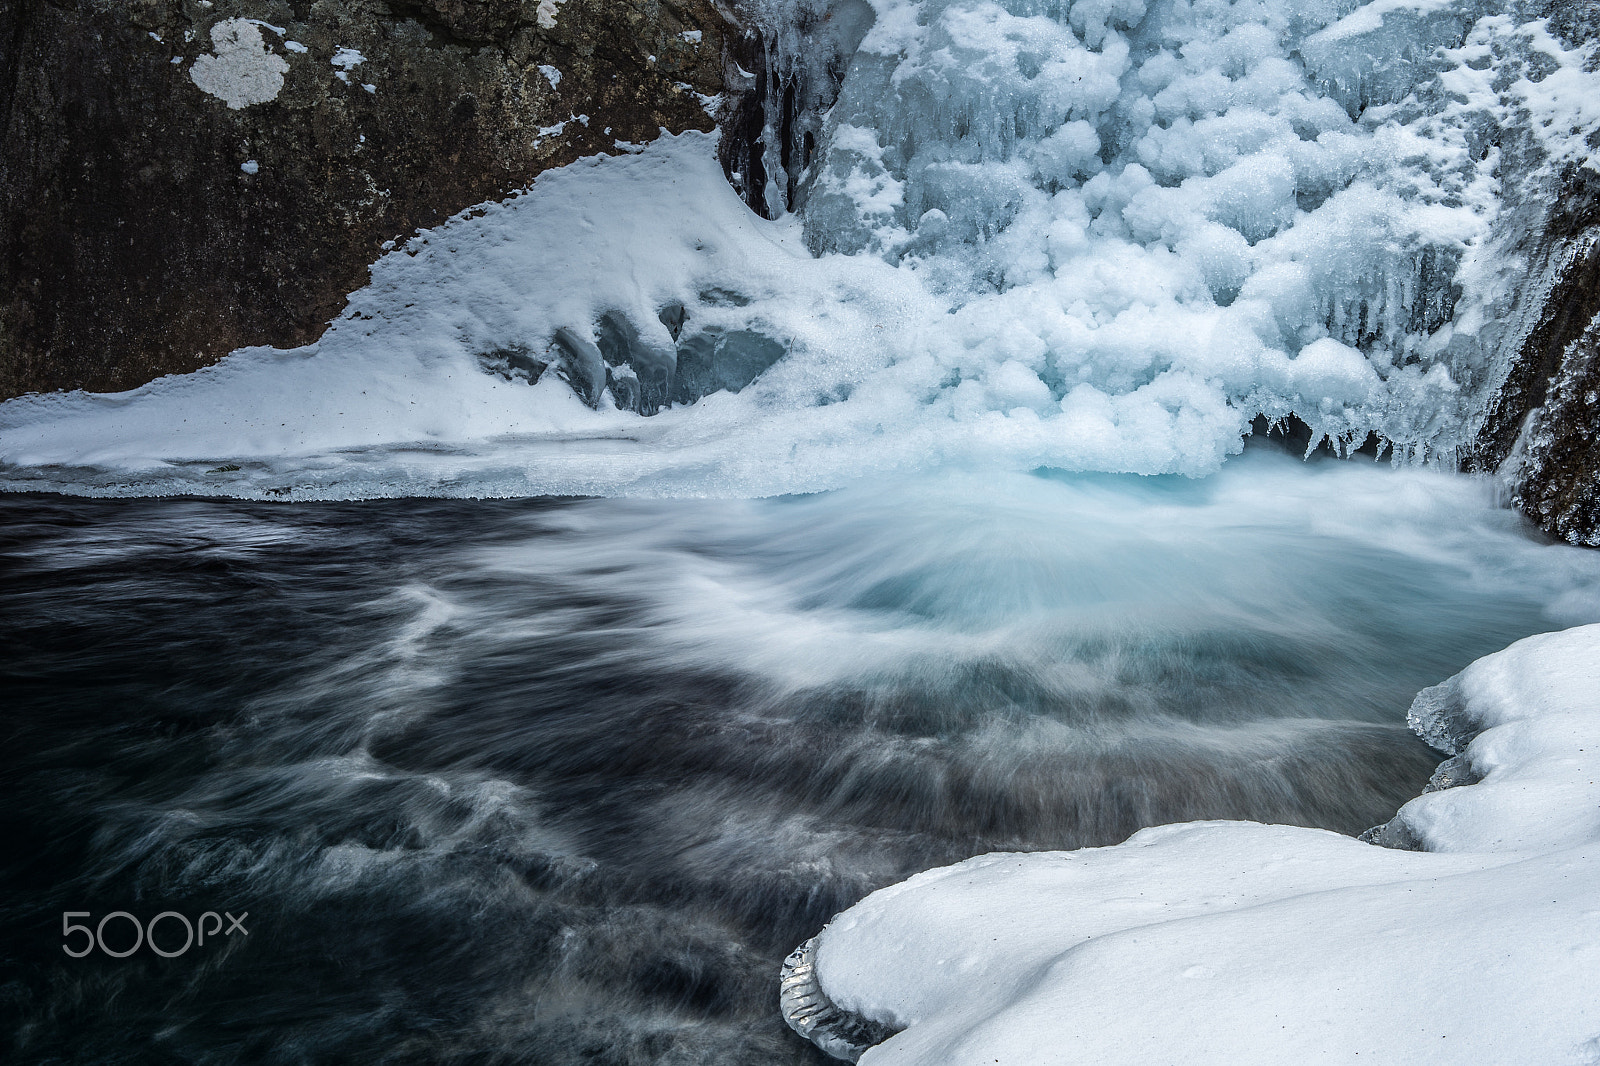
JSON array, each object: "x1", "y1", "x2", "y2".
[
  {"x1": 1376, "y1": 625, "x2": 1600, "y2": 853},
  {"x1": 799, "y1": 625, "x2": 1600, "y2": 1065},
  {"x1": 0, "y1": 134, "x2": 944, "y2": 500}
]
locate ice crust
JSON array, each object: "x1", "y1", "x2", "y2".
[
  {"x1": 4, "y1": 0, "x2": 1600, "y2": 498},
  {"x1": 806, "y1": 624, "x2": 1600, "y2": 1065}
]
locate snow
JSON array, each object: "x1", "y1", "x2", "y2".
[
  {"x1": 188, "y1": 18, "x2": 289, "y2": 110},
  {"x1": 537, "y1": 0, "x2": 566, "y2": 30},
  {"x1": 240, "y1": 160, "x2": 259, "y2": 175},
  {"x1": 538, "y1": 64, "x2": 562, "y2": 89},
  {"x1": 805, "y1": 624, "x2": 1600, "y2": 1065},
  {"x1": 0, "y1": 134, "x2": 932, "y2": 500},
  {"x1": 332, "y1": 47, "x2": 364, "y2": 85},
  {"x1": 1388, "y1": 626, "x2": 1600, "y2": 853},
  {"x1": 6, "y1": 0, "x2": 1600, "y2": 500}
]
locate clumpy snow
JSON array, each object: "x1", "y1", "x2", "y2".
[
  {"x1": 537, "y1": 0, "x2": 566, "y2": 30},
  {"x1": 188, "y1": 18, "x2": 289, "y2": 110},
  {"x1": 331, "y1": 47, "x2": 364, "y2": 85},
  {"x1": 805, "y1": 625, "x2": 1600, "y2": 1065},
  {"x1": 6, "y1": 0, "x2": 1600, "y2": 500}
]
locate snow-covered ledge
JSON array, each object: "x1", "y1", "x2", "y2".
[{"x1": 783, "y1": 625, "x2": 1600, "y2": 1065}]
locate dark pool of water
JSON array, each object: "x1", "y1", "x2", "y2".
[{"x1": 4, "y1": 456, "x2": 1597, "y2": 1064}]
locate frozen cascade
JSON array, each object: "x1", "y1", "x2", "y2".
[
  {"x1": 797, "y1": 0, "x2": 1594, "y2": 457},
  {"x1": 1, "y1": 0, "x2": 1597, "y2": 498},
  {"x1": 721, "y1": 0, "x2": 880, "y2": 217}
]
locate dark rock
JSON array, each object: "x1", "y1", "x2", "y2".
[
  {"x1": 596, "y1": 308, "x2": 675, "y2": 413},
  {"x1": 1462, "y1": 0, "x2": 1600, "y2": 547},
  {"x1": 1501, "y1": 310, "x2": 1600, "y2": 546},
  {"x1": 550, "y1": 325, "x2": 606, "y2": 406},
  {"x1": 0, "y1": 0, "x2": 746, "y2": 400},
  {"x1": 670, "y1": 325, "x2": 786, "y2": 405},
  {"x1": 1469, "y1": 164, "x2": 1600, "y2": 547}
]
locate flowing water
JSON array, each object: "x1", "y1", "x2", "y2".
[{"x1": 6, "y1": 448, "x2": 1600, "y2": 1064}]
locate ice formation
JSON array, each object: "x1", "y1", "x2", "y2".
[
  {"x1": 3, "y1": 0, "x2": 1599, "y2": 498},
  {"x1": 795, "y1": 624, "x2": 1600, "y2": 1065}
]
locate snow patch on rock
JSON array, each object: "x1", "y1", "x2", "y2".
[{"x1": 536, "y1": 0, "x2": 566, "y2": 30}]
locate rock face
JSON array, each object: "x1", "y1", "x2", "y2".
[
  {"x1": 1466, "y1": 2, "x2": 1600, "y2": 547},
  {"x1": 1470, "y1": 165, "x2": 1600, "y2": 546},
  {"x1": 0, "y1": 0, "x2": 745, "y2": 400}
]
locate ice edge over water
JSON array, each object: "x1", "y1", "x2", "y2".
[{"x1": 794, "y1": 624, "x2": 1600, "y2": 1065}]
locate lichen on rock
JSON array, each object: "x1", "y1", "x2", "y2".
[{"x1": 189, "y1": 17, "x2": 290, "y2": 109}]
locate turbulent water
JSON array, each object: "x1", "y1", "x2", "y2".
[{"x1": 5, "y1": 449, "x2": 1600, "y2": 1063}]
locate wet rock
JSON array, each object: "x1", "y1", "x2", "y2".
[
  {"x1": 477, "y1": 344, "x2": 548, "y2": 384},
  {"x1": 0, "y1": 0, "x2": 746, "y2": 400},
  {"x1": 1470, "y1": 164, "x2": 1600, "y2": 547},
  {"x1": 657, "y1": 300, "x2": 688, "y2": 342},
  {"x1": 596, "y1": 309, "x2": 675, "y2": 414},
  {"x1": 1467, "y1": 3, "x2": 1600, "y2": 547},
  {"x1": 1357, "y1": 818, "x2": 1426, "y2": 852},
  {"x1": 551, "y1": 326, "x2": 606, "y2": 407},
  {"x1": 1422, "y1": 754, "x2": 1483, "y2": 794},
  {"x1": 671, "y1": 326, "x2": 786, "y2": 406},
  {"x1": 1501, "y1": 311, "x2": 1600, "y2": 546}
]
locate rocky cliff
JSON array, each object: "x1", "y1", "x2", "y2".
[
  {"x1": 1462, "y1": 1, "x2": 1600, "y2": 547},
  {"x1": 1470, "y1": 161, "x2": 1600, "y2": 547},
  {"x1": 0, "y1": 0, "x2": 747, "y2": 399}
]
